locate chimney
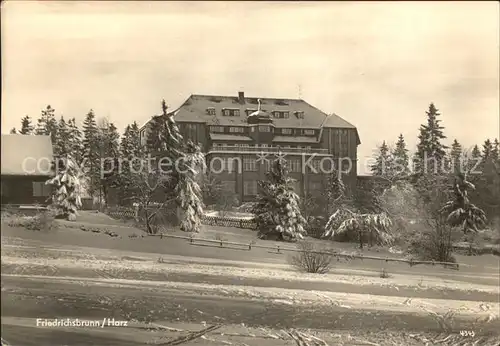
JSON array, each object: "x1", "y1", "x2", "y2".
[{"x1": 238, "y1": 91, "x2": 245, "y2": 104}]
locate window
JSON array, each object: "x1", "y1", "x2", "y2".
[
  {"x1": 295, "y1": 111, "x2": 305, "y2": 119},
  {"x1": 244, "y1": 180, "x2": 258, "y2": 196},
  {"x1": 229, "y1": 127, "x2": 244, "y2": 133},
  {"x1": 243, "y1": 157, "x2": 257, "y2": 171},
  {"x1": 32, "y1": 181, "x2": 51, "y2": 197},
  {"x1": 288, "y1": 159, "x2": 301, "y2": 173},
  {"x1": 283, "y1": 111, "x2": 289, "y2": 118},
  {"x1": 260, "y1": 144, "x2": 269, "y2": 148},
  {"x1": 210, "y1": 126, "x2": 224, "y2": 133},
  {"x1": 281, "y1": 128, "x2": 292, "y2": 135},
  {"x1": 222, "y1": 108, "x2": 240, "y2": 117},
  {"x1": 306, "y1": 146, "x2": 311, "y2": 150},
  {"x1": 206, "y1": 107, "x2": 216, "y2": 115},
  {"x1": 259, "y1": 125, "x2": 271, "y2": 132},
  {"x1": 303, "y1": 129, "x2": 315, "y2": 136}
]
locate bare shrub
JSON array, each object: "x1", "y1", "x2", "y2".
[{"x1": 289, "y1": 241, "x2": 334, "y2": 274}]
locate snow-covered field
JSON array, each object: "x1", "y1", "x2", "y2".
[
  {"x1": 2, "y1": 254, "x2": 499, "y2": 295},
  {"x1": 4, "y1": 272, "x2": 498, "y2": 320}
]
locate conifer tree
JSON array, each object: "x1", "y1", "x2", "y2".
[
  {"x1": 492, "y1": 139, "x2": 499, "y2": 163},
  {"x1": 449, "y1": 139, "x2": 463, "y2": 173},
  {"x1": 252, "y1": 155, "x2": 307, "y2": 241},
  {"x1": 146, "y1": 115, "x2": 166, "y2": 153},
  {"x1": 9, "y1": 128, "x2": 17, "y2": 134},
  {"x1": 19, "y1": 116, "x2": 34, "y2": 135},
  {"x1": 97, "y1": 118, "x2": 121, "y2": 206},
  {"x1": 36, "y1": 105, "x2": 58, "y2": 144},
  {"x1": 157, "y1": 100, "x2": 205, "y2": 232},
  {"x1": 391, "y1": 134, "x2": 410, "y2": 177},
  {"x1": 55, "y1": 116, "x2": 70, "y2": 157},
  {"x1": 441, "y1": 172, "x2": 486, "y2": 235},
  {"x1": 67, "y1": 118, "x2": 83, "y2": 163},
  {"x1": 370, "y1": 141, "x2": 392, "y2": 177},
  {"x1": 414, "y1": 103, "x2": 448, "y2": 174},
  {"x1": 46, "y1": 154, "x2": 83, "y2": 221},
  {"x1": 482, "y1": 139, "x2": 493, "y2": 161},
  {"x1": 82, "y1": 110, "x2": 100, "y2": 199}
]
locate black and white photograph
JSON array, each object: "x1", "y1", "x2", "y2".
[{"x1": 1, "y1": 1, "x2": 499, "y2": 345}]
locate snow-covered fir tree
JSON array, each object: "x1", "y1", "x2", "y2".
[
  {"x1": 82, "y1": 110, "x2": 100, "y2": 199},
  {"x1": 391, "y1": 134, "x2": 410, "y2": 177},
  {"x1": 252, "y1": 154, "x2": 307, "y2": 241},
  {"x1": 158, "y1": 100, "x2": 206, "y2": 232},
  {"x1": 441, "y1": 172, "x2": 486, "y2": 234},
  {"x1": 414, "y1": 103, "x2": 448, "y2": 175},
  {"x1": 370, "y1": 141, "x2": 392, "y2": 178},
  {"x1": 19, "y1": 116, "x2": 34, "y2": 135},
  {"x1": 118, "y1": 122, "x2": 143, "y2": 203},
  {"x1": 55, "y1": 116, "x2": 70, "y2": 157},
  {"x1": 175, "y1": 140, "x2": 206, "y2": 232},
  {"x1": 46, "y1": 154, "x2": 83, "y2": 221},
  {"x1": 67, "y1": 118, "x2": 83, "y2": 163},
  {"x1": 9, "y1": 128, "x2": 17, "y2": 134}
]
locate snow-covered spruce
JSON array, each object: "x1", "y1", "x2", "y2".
[
  {"x1": 252, "y1": 155, "x2": 307, "y2": 241},
  {"x1": 46, "y1": 154, "x2": 83, "y2": 221},
  {"x1": 159, "y1": 100, "x2": 206, "y2": 233}
]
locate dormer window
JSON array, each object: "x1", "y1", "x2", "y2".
[
  {"x1": 303, "y1": 129, "x2": 315, "y2": 136},
  {"x1": 281, "y1": 128, "x2": 292, "y2": 135},
  {"x1": 206, "y1": 107, "x2": 216, "y2": 115},
  {"x1": 222, "y1": 108, "x2": 240, "y2": 117},
  {"x1": 295, "y1": 111, "x2": 305, "y2": 119},
  {"x1": 273, "y1": 111, "x2": 290, "y2": 119},
  {"x1": 259, "y1": 125, "x2": 271, "y2": 132}
]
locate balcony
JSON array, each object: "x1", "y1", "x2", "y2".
[{"x1": 208, "y1": 145, "x2": 330, "y2": 155}]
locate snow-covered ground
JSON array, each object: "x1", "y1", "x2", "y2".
[
  {"x1": 2, "y1": 253, "x2": 499, "y2": 294},
  {"x1": 3, "y1": 272, "x2": 499, "y2": 320}
]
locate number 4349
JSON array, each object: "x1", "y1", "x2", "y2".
[{"x1": 460, "y1": 330, "x2": 475, "y2": 337}]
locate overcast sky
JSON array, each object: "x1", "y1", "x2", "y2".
[{"x1": 2, "y1": 1, "x2": 499, "y2": 174}]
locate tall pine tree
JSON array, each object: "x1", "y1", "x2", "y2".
[
  {"x1": 449, "y1": 139, "x2": 463, "y2": 173},
  {"x1": 67, "y1": 118, "x2": 83, "y2": 163},
  {"x1": 55, "y1": 116, "x2": 70, "y2": 157},
  {"x1": 391, "y1": 134, "x2": 410, "y2": 177},
  {"x1": 97, "y1": 118, "x2": 121, "y2": 206},
  {"x1": 252, "y1": 154, "x2": 307, "y2": 241},
  {"x1": 414, "y1": 103, "x2": 448, "y2": 174},
  {"x1": 36, "y1": 105, "x2": 58, "y2": 145},
  {"x1": 370, "y1": 141, "x2": 392, "y2": 177},
  {"x1": 19, "y1": 116, "x2": 34, "y2": 135},
  {"x1": 82, "y1": 110, "x2": 100, "y2": 199}
]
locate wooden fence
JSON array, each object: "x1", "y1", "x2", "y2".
[
  {"x1": 148, "y1": 233, "x2": 500, "y2": 270},
  {"x1": 105, "y1": 207, "x2": 258, "y2": 229}
]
